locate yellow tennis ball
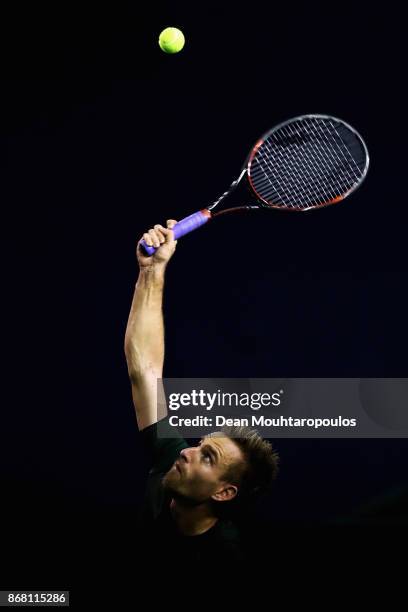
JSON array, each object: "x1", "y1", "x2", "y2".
[{"x1": 158, "y1": 27, "x2": 185, "y2": 54}]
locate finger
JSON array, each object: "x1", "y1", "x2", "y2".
[
  {"x1": 166, "y1": 219, "x2": 178, "y2": 229},
  {"x1": 157, "y1": 224, "x2": 176, "y2": 242},
  {"x1": 142, "y1": 232, "x2": 153, "y2": 247},
  {"x1": 148, "y1": 228, "x2": 162, "y2": 248},
  {"x1": 153, "y1": 224, "x2": 167, "y2": 244}
]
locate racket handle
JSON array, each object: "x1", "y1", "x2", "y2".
[{"x1": 140, "y1": 209, "x2": 211, "y2": 256}]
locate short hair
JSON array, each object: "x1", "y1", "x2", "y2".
[{"x1": 210, "y1": 426, "x2": 280, "y2": 505}]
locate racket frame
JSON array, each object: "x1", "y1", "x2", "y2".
[{"x1": 243, "y1": 113, "x2": 370, "y2": 212}]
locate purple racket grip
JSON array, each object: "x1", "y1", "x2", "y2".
[{"x1": 140, "y1": 209, "x2": 211, "y2": 257}]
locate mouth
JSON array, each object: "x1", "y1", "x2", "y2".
[{"x1": 174, "y1": 460, "x2": 182, "y2": 473}]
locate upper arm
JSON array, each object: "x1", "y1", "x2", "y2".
[{"x1": 129, "y1": 371, "x2": 167, "y2": 431}]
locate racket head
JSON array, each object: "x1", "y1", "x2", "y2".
[{"x1": 244, "y1": 114, "x2": 369, "y2": 211}]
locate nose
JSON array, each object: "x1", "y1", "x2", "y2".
[{"x1": 180, "y1": 447, "x2": 195, "y2": 463}]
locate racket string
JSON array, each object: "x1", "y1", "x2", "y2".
[
  {"x1": 305, "y1": 119, "x2": 362, "y2": 185},
  {"x1": 249, "y1": 116, "x2": 366, "y2": 208},
  {"x1": 280, "y1": 123, "x2": 340, "y2": 201},
  {"x1": 287, "y1": 120, "x2": 356, "y2": 199},
  {"x1": 326, "y1": 120, "x2": 364, "y2": 180},
  {"x1": 262, "y1": 136, "x2": 325, "y2": 205},
  {"x1": 253, "y1": 139, "x2": 341, "y2": 207},
  {"x1": 252, "y1": 159, "x2": 354, "y2": 206},
  {"x1": 255, "y1": 127, "x2": 331, "y2": 206},
  {"x1": 273, "y1": 122, "x2": 351, "y2": 203},
  {"x1": 281, "y1": 120, "x2": 357, "y2": 202},
  {"x1": 254, "y1": 137, "x2": 350, "y2": 207}
]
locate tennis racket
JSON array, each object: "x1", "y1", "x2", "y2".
[{"x1": 140, "y1": 114, "x2": 369, "y2": 256}]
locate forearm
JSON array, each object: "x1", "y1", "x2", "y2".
[{"x1": 124, "y1": 265, "x2": 166, "y2": 379}]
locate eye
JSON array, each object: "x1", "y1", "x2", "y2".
[{"x1": 202, "y1": 450, "x2": 212, "y2": 464}]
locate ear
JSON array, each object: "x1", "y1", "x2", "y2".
[{"x1": 211, "y1": 484, "x2": 238, "y2": 503}]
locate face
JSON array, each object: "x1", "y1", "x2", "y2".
[{"x1": 162, "y1": 434, "x2": 244, "y2": 505}]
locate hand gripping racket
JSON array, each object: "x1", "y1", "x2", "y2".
[{"x1": 140, "y1": 114, "x2": 369, "y2": 256}]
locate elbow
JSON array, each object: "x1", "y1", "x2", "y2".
[
  {"x1": 124, "y1": 336, "x2": 143, "y2": 366},
  {"x1": 124, "y1": 335, "x2": 135, "y2": 360},
  {"x1": 124, "y1": 338, "x2": 141, "y2": 379},
  {"x1": 127, "y1": 364, "x2": 162, "y2": 387},
  {"x1": 124, "y1": 342, "x2": 162, "y2": 383}
]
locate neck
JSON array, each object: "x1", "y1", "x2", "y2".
[{"x1": 170, "y1": 498, "x2": 219, "y2": 536}]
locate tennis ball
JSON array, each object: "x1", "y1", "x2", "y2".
[{"x1": 158, "y1": 27, "x2": 185, "y2": 54}]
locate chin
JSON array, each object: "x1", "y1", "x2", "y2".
[{"x1": 162, "y1": 470, "x2": 179, "y2": 492}]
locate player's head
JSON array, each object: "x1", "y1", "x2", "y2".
[{"x1": 162, "y1": 427, "x2": 279, "y2": 510}]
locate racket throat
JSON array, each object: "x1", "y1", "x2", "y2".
[
  {"x1": 207, "y1": 168, "x2": 248, "y2": 211},
  {"x1": 212, "y1": 205, "x2": 257, "y2": 218}
]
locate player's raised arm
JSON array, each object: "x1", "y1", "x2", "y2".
[{"x1": 124, "y1": 220, "x2": 178, "y2": 431}]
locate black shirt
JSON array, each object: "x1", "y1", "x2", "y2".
[{"x1": 139, "y1": 416, "x2": 244, "y2": 563}]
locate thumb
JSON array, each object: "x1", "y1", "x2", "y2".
[{"x1": 166, "y1": 219, "x2": 178, "y2": 229}]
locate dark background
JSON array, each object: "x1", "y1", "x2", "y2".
[{"x1": 1, "y1": 0, "x2": 407, "y2": 594}]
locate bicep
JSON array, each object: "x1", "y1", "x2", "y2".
[{"x1": 130, "y1": 372, "x2": 167, "y2": 431}]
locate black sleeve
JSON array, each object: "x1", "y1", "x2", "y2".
[{"x1": 139, "y1": 415, "x2": 188, "y2": 475}]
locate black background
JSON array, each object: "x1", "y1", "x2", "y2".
[{"x1": 1, "y1": 0, "x2": 407, "y2": 596}]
